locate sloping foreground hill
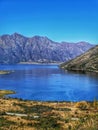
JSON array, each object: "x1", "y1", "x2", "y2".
[
  {"x1": 0, "y1": 90, "x2": 98, "y2": 130},
  {"x1": 60, "y1": 45, "x2": 98, "y2": 73},
  {"x1": 0, "y1": 33, "x2": 93, "y2": 64}
]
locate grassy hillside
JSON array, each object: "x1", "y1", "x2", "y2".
[
  {"x1": 60, "y1": 45, "x2": 98, "y2": 73},
  {"x1": 0, "y1": 90, "x2": 98, "y2": 130}
]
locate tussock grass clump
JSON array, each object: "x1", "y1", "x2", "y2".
[{"x1": 75, "y1": 101, "x2": 89, "y2": 110}]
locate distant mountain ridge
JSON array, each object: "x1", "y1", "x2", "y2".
[
  {"x1": 0, "y1": 33, "x2": 94, "y2": 64},
  {"x1": 60, "y1": 45, "x2": 98, "y2": 73}
]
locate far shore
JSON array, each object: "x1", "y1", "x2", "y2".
[{"x1": 18, "y1": 61, "x2": 62, "y2": 65}]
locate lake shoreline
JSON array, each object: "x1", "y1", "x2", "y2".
[
  {"x1": 0, "y1": 89, "x2": 96, "y2": 103},
  {"x1": 0, "y1": 90, "x2": 15, "y2": 98}
]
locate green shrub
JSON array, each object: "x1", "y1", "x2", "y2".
[
  {"x1": 34, "y1": 116, "x2": 60, "y2": 129},
  {"x1": 0, "y1": 117, "x2": 15, "y2": 127}
]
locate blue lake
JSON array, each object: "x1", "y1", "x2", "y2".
[{"x1": 0, "y1": 64, "x2": 98, "y2": 101}]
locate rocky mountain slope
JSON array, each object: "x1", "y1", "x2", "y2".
[
  {"x1": 60, "y1": 45, "x2": 98, "y2": 73},
  {"x1": 0, "y1": 33, "x2": 93, "y2": 64}
]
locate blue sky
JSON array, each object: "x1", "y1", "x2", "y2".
[{"x1": 0, "y1": 0, "x2": 98, "y2": 44}]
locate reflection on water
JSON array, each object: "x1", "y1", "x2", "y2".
[{"x1": 0, "y1": 64, "x2": 98, "y2": 101}]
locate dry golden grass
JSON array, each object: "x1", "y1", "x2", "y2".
[
  {"x1": 0, "y1": 90, "x2": 98, "y2": 130},
  {"x1": 0, "y1": 98, "x2": 98, "y2": 130}
]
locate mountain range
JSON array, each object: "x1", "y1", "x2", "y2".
[
  {"x1": 60, "y1": 45, "x2": 98, "y2": 73},
  {"x1": 0, "y1": 33, "x2": 94, "y2": 64}
]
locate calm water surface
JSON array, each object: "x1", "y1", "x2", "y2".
[{"x1": 0, "y1": 64, "x2": 98, "y2": 101}]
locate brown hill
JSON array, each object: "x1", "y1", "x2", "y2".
[{"x1": 60, "y1": 45, "x2": 98, "y2": 73}]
